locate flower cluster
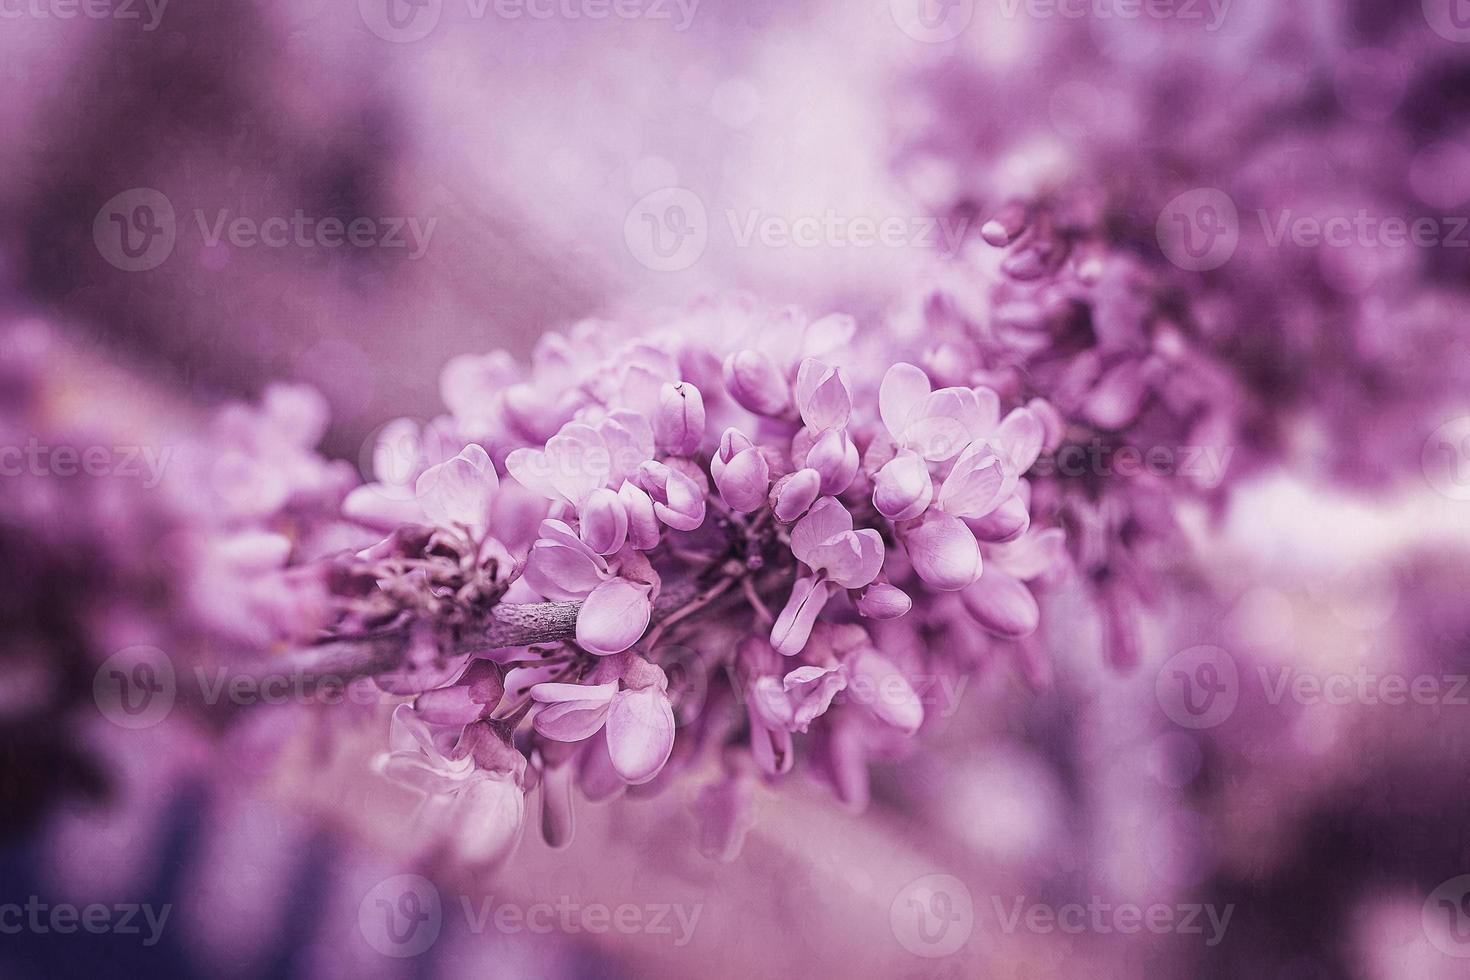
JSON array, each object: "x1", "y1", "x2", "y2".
[{"x1": 328, "y1": 307, "x2": 1069, "y2": 868}]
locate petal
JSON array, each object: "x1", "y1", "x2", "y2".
[
  {"x1": 343, "y1": 484, "x2": 425, "y2": 529},
  {"x1": 605, "y1": 687, "x2": 675, "y2": 784},
  {"x1": 996, "y1": 407, "x2": 1044, "y2": 474},
  {"x1": 578, "y1": 487, "x2": 628, "y2": 556},
  {"x1": 902, "y1": 415, "x2": 972, "y2": 462},
  {"x1": 961, "y1": 569, "x2": 1041, "y2": 638},
  {"x1": 846, "y1": 649, "x2": 924, "y2": 734},
  {"x1": 597, "y1": 412, "x2": 655, "y2": 487},
  {"x1": 653, "y1": 381, "x2": 706, "y2": 455},
  {"x1": 968, "y1": 491, "x2": 1030, "y2": 543},
  {"x1": 795, "y1": 358, "x2": 852, "y2": 432},
  {"x1": 714, "y1": 447, "x2": 770, "y2": 513},
  {"x1": 618, "y1": 480, "x2": 661, "y2": 549},
  {"x1": 989, "y1": 527, "x2": 1068, "y2": 581},
  {"x1": 790, "y1": 496, "x2": 854, "y2": 564},
  {"x1": 505, "y1": 447, "x2": 563, "y2": 503},
  {"x1": 903, "y1": 513, "x2": 982, "y2": 591},
  {"x1": 415, "y1": 444, "x2": 498, "y2": 529},
  {"x1": 575, "y1": 578, "x2": 652, "y2": 655},
  {"x1": 531, "y1": 682, "x2": 617, "y2": 741},
  {"x1": 873, "y1": 451, "x2": 933, "y2": 521},
  {"x1": 722, "y1": 349, "x2": 791, "y2": 417},
  {"x1": 748, "y1": 704, "x2": 795, "y2": 776},
  {"x1": 856, "y1": 583, "x2": 912, "y2": 620},
  {"x1": 879, "y1": 362, "x2": 931, "y2": 439},
  {"x1": 522, "y1": 537, "x2": 608, "y2": 601},
  {"x1": 652, "y1": 468, "x2": 706, "y2": 531},
  {"x1": 938, "y1": 450, "x2": 1008, "y2": 519},
  {"x1": 771, "y1": 468, "x2": 822, "y2": 522},
  {"x1": 806, "y1": 428, "x2": 859, "y2": 495},
  {"x1": 545, "y1": 422, "x2": 611, "y2": 504},
  {"x1": 447, "y1": 774, "x2": 525, "y2": 869},
  {"x1": 539, "y1": 758, "x2": 577, "y2": 849},
  {"x1": 770, "y1": 576, "x2": 832, "y2": 656}
]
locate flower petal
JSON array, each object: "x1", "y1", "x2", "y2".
[
  {"x1": 903, "y1": 512, "x2": 982, "y2": 591},
  {"x1": 576, "y1": 578, "x2": 652, "y2": 655},
  {"x1": 770, "y1": 576, "x2": 833, "y2": 656},
  {"x1": 879, "y1": 362, "x2": 931, "y2": 439},
  {"x1": 605, "y1": 687, "x2": 675, "y2": 784}
]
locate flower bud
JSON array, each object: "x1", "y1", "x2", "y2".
[
  {"x1": 636, "y1": 460, "x2": 706, "y2": 531},
  {"x1": 845, "y1": 648, "x2": 923, "y2": 734},
  {"x1": 578, "y1": 487, "x2": 628, "y2": 555},
  {"x1": 769, "y1": 468, "x2": 822, "y2": 522},
  {"x1": 653, "y1": 381, "x2": 706, "y2": 455},
  {"x1": 713, "y1": 435, "x2": 771, "y2": 513},
  {"x1": 962, "y1": 570, "x2": 1040, "y2": 638},
  {"x1": 968, "y1": 491, "x2": 1029, "y2": 543},
  {"x1": 771, "y1": 576, "x2": 832, "y2": 656},
  {"x1": 722, "y1": 349, "x2": 791, "y2": 417},
  {"x1": 795, "y1": 358, "x2": 852, "y2": 432},
  {"x1": 617, "y1": 480, "x2": 660, "y2": 549},
  {"x1": 902, "y1": 512, "x2": 982, "y2": 591},
  {"x1": 806, "y1": 428, "x2": 859, "y2": 495},
  {"x1": 576, "y1": 578, "x2": 653, "y2": 655},
  {"x1": 856, "y1": 582, "x2": 911, "y2": 620},
  {"x1": 873, "y1": 451, "x2": 933, "y2": 520}
]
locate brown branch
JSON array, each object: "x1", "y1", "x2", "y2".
[{"x1": 237, "y1": 581, "x2": 706, "y2": 690}]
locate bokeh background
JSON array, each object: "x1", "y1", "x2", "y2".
[{"x1": 4, "y1": 0, "x2": 1470, "y2": 977}]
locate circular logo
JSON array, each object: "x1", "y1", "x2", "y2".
[
  {"x1": 1155, "y1": 645, "x2": 1239, "y2": 730},
  {"x1": 93, "y1": 189, "x2": 176, "y2": 273},
  {"x1": 1156, "y1": 188, "x2": 1239, "y2": 272},
  {"x1": 359, "y1": 874, "x2": 442, "y2": 957},
  {"x1": 890, "y1": 873, "x2": 974, "y2": 958},
  {"x1": 655, "y1": 644, "x2": 710, "y2": 728},
  {"x1": 1423, "y1": 875, "x2": 1470, "y2": 958},
  {"x1": 1424, "y1": 0, "x2": 1470, "y2": 43},
  {"x1": 93, "y1": 646, "x2": 176, "y2": 729},
  {"x1": 1422, "y1": 417, "x2": 1470, "y2": 501},
  {"x1": 623, "y1": 187, "x2": 708, "y2": 272},
  {"x1": 889, "y1": 0, "x2": 974, "y2": 43},
  {"x1": 359, "y1": 0, "x2": 442, "y2": 42}
]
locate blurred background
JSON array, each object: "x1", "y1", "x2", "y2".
[{"x1": 4, "y1": 0, "x2": 1470, "y2": 977}]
